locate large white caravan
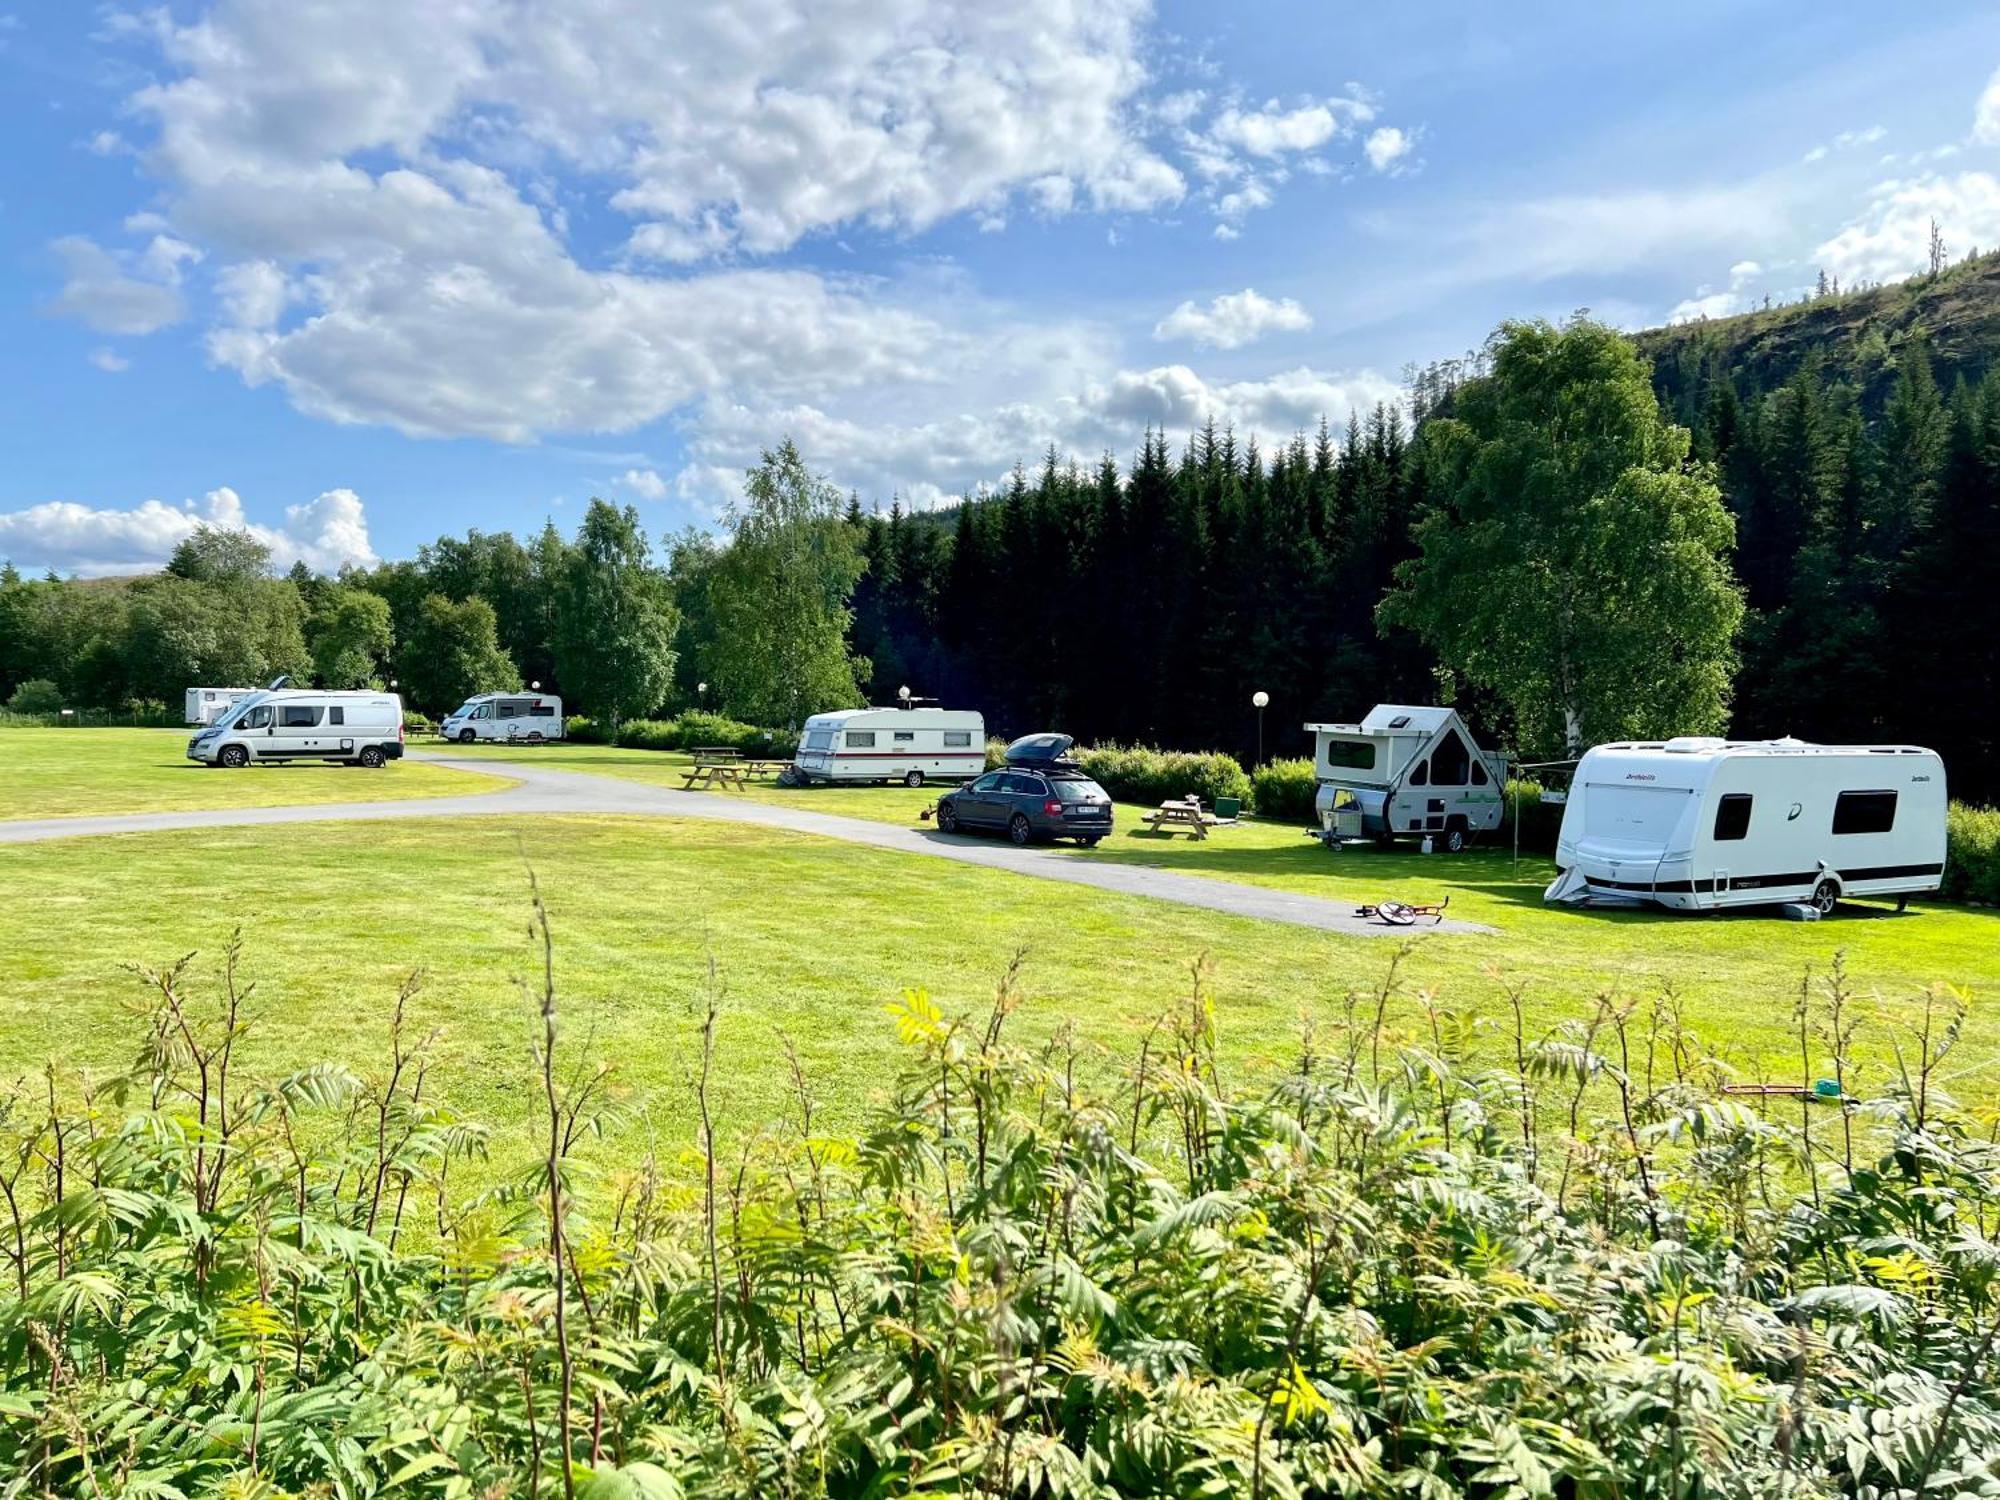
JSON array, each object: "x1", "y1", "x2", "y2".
[
  {"x1": 439, "y1": 691, "x2": 564, "y2": 743},
  {"x1": 186, "y1": 686, "x2": 406, "y2": 768},
  {"x1": 791, "y1": 706, "x2": 986, "y2": 787},
  {"x1": 1305, "y1": 705, "x2": 1508, "y2": 852},
  {"x1": 184, "y1": 687, "x2": 254, "y2": 726},
  {"x1": 1544, "y1": 737, "x2": 1947, "y2": 914}
]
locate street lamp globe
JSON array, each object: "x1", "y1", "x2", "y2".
[
  {"x1": 1252, "y1": 690, "x2": 1269, "y2": 709},
  {"x1": 898, "y1": 684, "x2": 911, "y2": 701},
  {"x1": 530, "y1": 681, "x2": 540, "y2": 691}
]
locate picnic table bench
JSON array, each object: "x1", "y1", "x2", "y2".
[
  {"x1": 680, "y1": 761, "x2": 750, "y2": 791},
  {"x1": 1140, "y1": 798, "x2": 1218, "y2": 839}
]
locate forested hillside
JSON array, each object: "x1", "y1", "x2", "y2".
[{"x1": 6, "y1": 269, "x2": 2000, "y2": 799}]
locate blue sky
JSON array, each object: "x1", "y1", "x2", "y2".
[{"x1": 3, "y1": 0, "x2": 1998, "y2": 574}]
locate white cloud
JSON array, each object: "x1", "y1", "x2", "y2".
[
  {"x1": 215, "y1": 261, "x2": 290, "y2": 329},
  {"x1": 1815, "y1": 171, "x2": 2000, "y2": 286},
  {"x1": 88, "y1": 348, "x2": 131, "y2": 373},
  {"x1": 1364, "y1": 126, "x2": 1412, "y2": 173},
  {"x1": 615, "y1": 467, "x2": 668, "y2": 500},
  {"x1": 1668, "y1": 256, "x2": 1767, "y2": 324},
  {"x1": 1208, "y1": 99, "x2": 1366, "y2": 157},
  {"x1": 1154, "y1": 288, "x2": 1312, "y2": 349},
  {"x1": 1802, "y1": 124, "x2": 1886, "y2": 163},
  {"x1": 1975, "y1": 67, "x2": 2000, "y2": 144},
  {"x1": 46, "y1": 235, "x2": 188, "y2": 335},
  {"x1": 0, "y1": 486, "x2": 376, "y2": 578}
]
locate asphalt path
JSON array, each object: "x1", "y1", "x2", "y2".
[{"x1": 1, "y1": 753, "x2": 1491, "y2": 937}]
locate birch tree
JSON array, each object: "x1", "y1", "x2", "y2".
[{"x1": 1380, "y1": 317, "x2": 1743, "y2": 755}]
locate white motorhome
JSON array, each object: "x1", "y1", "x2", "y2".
[
  {"x1": 186, "y1": 686, "x2": 406, "y2": 768},
  {"x1": 439, "y1": 692, "x2": 564, "y2": 743},
  {"x1": 1305, "y1": 705, "x2": 1507, "y2": 852},
  {"x1": 1544, "y1": 737, "x2": 1947, "y2": 914},
  {"x1": 184, "y1": 687, "x2": 254, "y2": 726},
  {"x1": 791, "y1": 706, "x2": 986, "y2": 787}
]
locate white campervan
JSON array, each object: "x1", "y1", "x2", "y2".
[
  {"x1": 186, "y1": 686, "x2": 406, "y2": 768},
  {"x1": 184, "y1": 687, "x2": 254, "y2": 726},
  {"x1": 439, "y1": 692, "x2": 564, "y2": 744},
  {"x1": 1304, "y1": 705, "x2": 1508, "y2": 852},
  {"x1": 1544, "y1": 737, "x2": 1947, "y2": 914},
  {"x1": 791, "y1": 706, "x2": 986, "y2": 787}
]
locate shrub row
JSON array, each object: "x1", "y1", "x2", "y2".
[
  {"x1": 563, "y1": 710, "x2": 799, "y2": 756},
  {"x1": 1073, "y1": 741, "x2": 1252, "y2": 807},
  {"x1": 1248, "y1": 756, "x2": 1318, "y2": 820},
  {"x1": 1945, "y1": 801, "x2": 2000, "y2": 905}
]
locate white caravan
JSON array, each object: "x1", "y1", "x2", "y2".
[
  {"x1": 184, "y1": 687, "x2": 254, "y2": 726},
  {"x1": 439, "y1": 691, "x2": 565, "y2": 743},
  {"x1": 1305, "y1": 704, "x2": 1507, "y2": 852},
  {"x1": 791, "y1": 706, "x2": 986, "y2": 787},
  {"x1": 1543, "y1": 737, "x2": 1947, "y2": 914},
  {"x1": 186, "y1": 686, "x2": 406, "y2": 768}
]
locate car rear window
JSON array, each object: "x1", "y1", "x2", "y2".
[{"x1": 1052, "y1": 779, "x2": 1103, "y2": 803}]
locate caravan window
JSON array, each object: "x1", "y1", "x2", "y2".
[
  {"x1": 329, "y1": 707, "x2": 345, "y2": 726},
  {"x1": 1713, "y1": 793, "x2": 1753, "y2": 841},
  {"x1": 529, "y1": 702, "x2": 556, "y2": 717},
  {"x1": 237, "y1": 706, "x2": 273, "y2": 730},
  {"x1": 1429, "y1": 731, "x2": 1471, "y2": 786},
  {"x1": 1471, "y1": 759, "x2": 1490, "y2": 786},
  {"x1": 1832, "y1": 790, "x2": 1897, "y2": 835},
  {"x1": 893, "y1": 730, "x2": 915, "y2": 743},
  {"x1": 944, "y1": 730, "x2": 971, "y2": 747},
  {"x1": 1324, "y1": 741, "x2": 1377, "y2": 771},
  {"x1": 847, "y1": 731, "x2": 876, "y2": 748},
  {"x1": 280, "y1": 705, "x2": 321, "y2": 728},
  {"x1": 803, "y1": 729, "x2": 834, "y2": 751},
  {"x1": 496, "y1": 701, "x2": 523, "y2": 719},
  {"x1": 1409, "y1": 758, "x2": 1428, "y2": 786}
]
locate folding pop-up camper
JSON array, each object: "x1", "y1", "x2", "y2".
[
  {"x1": 1304, "y1": 705, "x2": 1507, "y2": 852},
  {"x1": 1543, "y1": 737, "x2": 1947, "y2": 914}
]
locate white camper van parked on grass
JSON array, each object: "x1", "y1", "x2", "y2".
[
  {"x1": 186, "y1": 686, "x2": 406, "y2": 768},
  {"x1": 439, "y1": 692, "x2": 564, "y2": 743},
  {"x1": 1543, "y1": 738, "x2": 1947, "y2": 914},
  {"x1": 184, "y1": 687, "x2": 254, "y2": 726},
  {"x1": 790, "y1": 706, "x2": 985, "y2": 787},
  {"x1": 1305, "y1": 705, "x2": 1507, "y2": 852}
]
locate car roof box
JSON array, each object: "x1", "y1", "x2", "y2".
[{"x1": 1004, "y1": 732, "x2": 1076, "y2": 767}]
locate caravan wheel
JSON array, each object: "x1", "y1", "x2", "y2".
[
  {"x1": 1444, "y1": 825, "x2": 1467, "y2": 854},
  {"x1": 457, "y1": 728, "x2": 478, "y2": 744},
  {"x1": 904, "y1": 769, "x2": 925, "y2": 788},
  {"x1": 218, "y1": 744, "x2": 249, "y2": 769},
  {"x1": 359, "y1": 745, "x2": 386, "y2": 769},
  {"x1": 1810, "y1": 878, "x2": 1841, "y2": 916}
]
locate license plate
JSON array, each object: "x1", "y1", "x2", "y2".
[{"x1": 1066, "y1": 805, "x2": 1104, "y2": 817}]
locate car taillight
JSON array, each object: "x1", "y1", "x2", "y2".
[
  {"x1": 1044, "y1": 799, "x2": 1062, "y2": 815},
  {"x1": 399, "y1": 721, "x2": 405, "y2": 743}
]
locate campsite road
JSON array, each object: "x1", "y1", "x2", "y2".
[{"x1": 0, "y1": 754, "x2": 1492, "y2": 938}]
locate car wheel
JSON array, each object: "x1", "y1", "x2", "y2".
[
  {"x1": 1444, "y1": 826, "x2": 1466, "y2": 854},
  {"x1": 457, "y1": 728, "x2": 477, "y2": 744},
  {"x1": 904, "y1": 769, "x2": 925, "y2": 788},
  {"x1": 219, "y1": 744, "x2": 249, "y2": 769},
  {"x1": 359, "y1": 745, "x2": 386, "y2": 769},
  {"x1": 1810, "y1": 877, "x2": 1840, "y2": 916},
  {"x1": 1009, "y1": 813, "x2": 1033, "y2": 846},
  {"x1": 938, "y1": 802, "x2": 959, "y2": 833}
]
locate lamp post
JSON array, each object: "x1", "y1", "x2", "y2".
[
  {"x1": 530, "y1": 680, "x2": 540, "y2": 691},
  {"x1": 898, "y1": 684, "x2": 911, "y2": 707},
  {"x1": 696, "y1": 681, "x2": 707, "y2": 707},
  {"x1": 1252, "y1": 690, "x2": 1269, "y2": 767}
]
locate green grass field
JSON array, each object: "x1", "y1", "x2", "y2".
[
  {"x1": 2, "y1": 728, "x2": 1995, "y2": 1187},
  {"x1": 1, "y1": 726, "x2": 508, "y2": 819}
]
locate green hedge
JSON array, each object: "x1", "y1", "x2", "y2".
[
  {"x1": 1248, "y1": 757, "x2": 1318, "y2": 821},
  {"x1": 1074, "y1": 742, "x2": 1251, "y2": 807},
  {"x1": 1945, "y1": 802, "x2": 2000, "y2": 905},
  {"x1": 562, "y1": 711, "x2": 798, "y2": 756}
]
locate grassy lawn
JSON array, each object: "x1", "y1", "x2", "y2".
[
  {"x1": 3, "y1": 805, "x2": 1996, "y2": 1189},
  {"x1": 0, "y1": 726, "x2": 508, "y2": 819}
]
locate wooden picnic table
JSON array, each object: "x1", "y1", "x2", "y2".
[
  {"x1": 1141, "y1": 798, "x2": 1214, "y2": 839},
  {"x1": 680, "y1": 762, "x2": 750, "y2": 792}
]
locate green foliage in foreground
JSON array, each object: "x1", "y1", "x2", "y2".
[
  {"x1": 1946, "y1": 802, "x2": 2000, "y2": 906},
  {"x1": 5, "y1": 937, "x2": 2000, "y2": 1498}
]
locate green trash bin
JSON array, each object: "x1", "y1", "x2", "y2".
[{"x1": 1214, "y1": 796, "x2": 1241, "y2": 820}]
